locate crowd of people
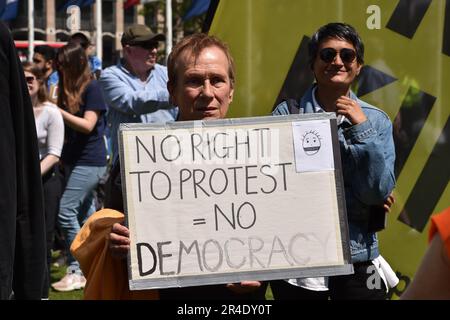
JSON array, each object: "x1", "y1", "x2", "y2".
[{"x1": 0, "y1": 19, "x2": 448, "y2": 300}]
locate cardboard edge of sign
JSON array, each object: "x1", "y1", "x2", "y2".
[
  {"x1": 129, "y1": 264, "x2": 354, "y2": 290},
  {"x1": 118, "y1": 113, "x2": 336, "y2": 131},
  {"x1": 118, "y1": 113, "x2": 353, "y2": 290}
]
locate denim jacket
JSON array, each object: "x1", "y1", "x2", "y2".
[{"x1": 272, "y1": 85, "x2": 396, "y2": 263}]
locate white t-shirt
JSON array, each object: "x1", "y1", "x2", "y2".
[
  {"x1": 287, "y1": 256, "x2": 399, "y2": 292},
  {"x1": 33, "y1": 101, "x2": 64, "y2": 160},
  {"x1": 287, "y1": 277, "x2": 329, "y2": 291}
]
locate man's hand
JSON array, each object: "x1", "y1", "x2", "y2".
[
  {"x1": 108, "y1": 223, "x2": 130, "y2": 259},
  {"x1": 384, "y1": 192, "x2": 396, "y2": 213},
  {"x1": 336, "y1": 96, "x2": 367, "y2": 125}
]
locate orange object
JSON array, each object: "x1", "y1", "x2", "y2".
[
  {"x1": 429, "y1": 206, "x2": 450, "y2": 259},
  {"x1": 71, "y1": 209, "x2": 159, "y2": 300}
]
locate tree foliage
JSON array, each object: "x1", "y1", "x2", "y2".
[{"x1": 140, "y1": 0, "x2": 206, "y2": 36}]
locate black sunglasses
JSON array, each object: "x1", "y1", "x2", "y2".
[
  {"x1": 319, "y1": 48, "x2": 357, "y2": 64},
  {"x1": 25, "y1": 76, "x2": 36, "y2": 84},
  {"x1": 133, "y1": 41, "x2": 159, "y2": 50}
]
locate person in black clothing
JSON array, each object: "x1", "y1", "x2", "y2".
[
  {"x1": 0, "y1": 21, "x2": 46, "y2": 300},
  {"x1": 23, "y1": 62, "x2": 65, "y2": 299}
]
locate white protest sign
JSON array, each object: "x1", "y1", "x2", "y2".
[{"x1": 118, "y1": 114, "x2": 352, "y2": 290}]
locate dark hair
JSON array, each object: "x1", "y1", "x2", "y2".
[
  {"x1": 57, "y1": 43, "x2": 92, "y2": 114},
  {"x1": 308, "y1": 22, "x2": 364, "y2": 68},
  {"x1": 34, "y1": 45, "x2": 56, "y2": 61},
  {"x1": 22, "y1": 62, "x2": 49, "y2": 104},
  {"x1": 69, "y1": 32, "x2": 91, "y2": 50},
  {"x1": 167, "y1": 33, "x2": 235, "y2": 88}
]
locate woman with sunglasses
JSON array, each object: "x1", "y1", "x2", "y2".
[
  {"x1": 272, "y1": 23, "x2": 396, "y2": 299},
  {"x1": 23, "y1": 62, "x2": 65, "y2": 298},
  {"x1": 51, "y1": 43, "x2": 108, "y2": 292}
]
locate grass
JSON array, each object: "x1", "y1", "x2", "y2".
[
  {"x1": 48, "y1": 251, "x2": 274, "y2": 300},
  {"x1": 266, "y1": 285, "x2": 274, "y2": 300},
  {"x1": 49, "y1": 251, "x2": 83, "y2": 300}
]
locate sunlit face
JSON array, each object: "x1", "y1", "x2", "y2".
[
  {"x1": 124, "y1": 43, "x2": 158, "y2": 75},
  {"x1": 168, "y1": 46, "x2": 234, "y2": 121},
  {"x1": 24, "y1": 71, "x2": 39, "y2": 98},
  {"x1": 313, "y1": 38, "x2": 362, "y2": 89}
]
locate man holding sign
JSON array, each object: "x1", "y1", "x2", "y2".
[{"x1": 72, "y1": 33, "x2": 266, "y2": 299}]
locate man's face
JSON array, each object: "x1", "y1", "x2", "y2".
[
  {"x1": 313, "y1": 37, "x2": 362, "y2": 89},
  {"x1": 86, "y1": 44, "x2": 96, "y2": 57},
  {"x1": 33, "y1": 53, "x2": 52, "y2": 74},
  {"x1": 168, "y1": 46, "x2": 234, "y2": 121},
  {"x1": 124, "y1": 42, "x2": 158, "y2": 74}
]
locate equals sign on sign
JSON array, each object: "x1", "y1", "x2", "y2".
[{"x1": 193, "y1": 218, "x2": 206, "y2": 226}]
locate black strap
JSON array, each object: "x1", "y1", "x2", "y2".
[{"x1": 285, "y1": 99, "x2": 301, "y2": 114}]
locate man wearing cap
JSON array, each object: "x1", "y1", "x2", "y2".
[
  {"x1": 69, "y1": 32, "x2": 103, "y2": 79},
  {"x1": 99, "y1": 24, "x2": 178, "y2": 161}
]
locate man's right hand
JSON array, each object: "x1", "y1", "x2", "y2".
[
  {"x1": 384, "y1": 192, "x2": 396, "y2": 213},
  {"x1": 109, "y1": 223, "x2": 130, "y2": 259}
]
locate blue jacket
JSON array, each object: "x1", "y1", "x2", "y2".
[{"x1": 272, "y1": 85, "x2": 395, "y2": 262}]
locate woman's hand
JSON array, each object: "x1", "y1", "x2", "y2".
[
  {"x1": 336, "y1": 96, "x2": 367, "y2": 125},
  {"x1": 108, "y1": 223, "x2": 130, "y2": 259},
  {"x1": 59, "y1": 108, "x2": 100, "y2": 134}
]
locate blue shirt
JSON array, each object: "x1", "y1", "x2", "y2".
[
  {"x1": 47, "y1": 71, "x2": 59, "y2": 101},
  {"x1": 61, "y1": 80, "x2": 107, "y2": 167},
  {"x1": 99, "y1": 62, "x2": 178, "y2": 160},
  {"x1": 89, "y1": 55, "x2": 102, "y2": 72},
  {"x1": 273, "y1": 84, "x2": 396, "y2": 263},
  {"x1": 47, "y1": 70, "x2": 59, "y2": 87}
]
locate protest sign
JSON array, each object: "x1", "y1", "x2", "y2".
[{"x1": 118, "y1": 114, "x2": 352, "y2": 290}]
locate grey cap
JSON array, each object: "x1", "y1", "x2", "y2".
[{"x1": 121, "y1": 24, "x2": 165, "y2": 46}]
